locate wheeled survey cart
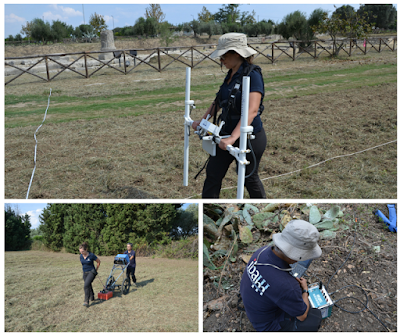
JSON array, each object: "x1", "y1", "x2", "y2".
[{"x1": 98, "y1": 254, "x2": 131, "y2": 300}]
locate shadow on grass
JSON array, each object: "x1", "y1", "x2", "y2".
[{"x1": 136, "y1": 278, "x2": 154, "y2": 288}]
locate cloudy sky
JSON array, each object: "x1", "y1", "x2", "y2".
[
  {"x1": 5, "y1": 203, "x2": 194, "y2": 229},
  {"x1": 3, "y1": 3, "x2": 370, "y2": 38}
]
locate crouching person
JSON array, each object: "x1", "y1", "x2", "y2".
[{"x1": 240, "y1": 220, "x2": 323, "y2": 331}]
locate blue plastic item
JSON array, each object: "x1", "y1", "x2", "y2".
[
  {"x1": 374, "y1": 204, "x2": 397, "y2": 233},
  {"x1": 114, "y1": 254, "x2": 130, "y2": 265}
]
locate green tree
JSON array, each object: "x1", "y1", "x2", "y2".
[
  {"x1": 170, "y1": 204, "x2": 199, "y2": 239},
  {"x1": 159, "y1": 21, "x2": 178, "y2": 47},
  {"x1": 89, "y1": 12, "x2": 107, "y2": 35},
  {"x1": 239, "y1": 10, "x2": 257, "y2": 26},
  {"x1": 21, "y1": 21, "x2": 33, "y2": 40},
  {"x1": 200, "y1": 21, "x2": 222, "y2": 38},
  {"x1": 198, "y1": 6, "x2": 214, "y2": 23},
  {"x1": 133, "y1": 17, "x2": 146, "y2": 36},
  {"x1": 214, "y1": 4, "x2": 240, "y2": 24},
  {"x1": 39, "y1": 204, "x2": 69, "y2": 251},
  {"x1": 312, "y1": 9, "x2": 373, "y2": 56},
  {"x1": 334, "y1": 5, "x2": 356, "y2": 20},
  {"x1": 358, "y1": 4, "x2": 396, "y2": 30},
  {"x1": 51, "y1": 20, "x2": 74, "y2": 42},
  {"x1": 144, "y1": 17, "x2": 159, "y2": 36},
  {"x1": 188, "y1": 19, "x2": 201, "y2": 38},
  {"x1": 30, "y1": 226, "x2": 43, "y2": 238},
  {"x1": 5, "y1": 205, "x2": 32, "y2": 251},
  {"x1": 145, "y1": 4, "x2": 165, "y2": 24},
  {"x1": 276, "y1": 10, "x2": 308, "y2": 40},
  {"x1": 30, "y1": 18, "x2": 52, "y2": 44},
  {"x1": 63, "y1": 204, "x2": 106, "y2": 255},
  {"x1": 73, "y1": 24, "x2": 94, "y2": 38}
]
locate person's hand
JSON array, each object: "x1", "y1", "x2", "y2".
[
  {"x1": 295, "y1": 277, "x2": 308, "y2": 291},
  {"x1": 130, "y1": 256, "x2": 134, "y2": 260},
  {"x1": 219, "y1": 136, "x2": 236, "y2": 151},
  {"x1": 191, "y1": 120, "x2": 201, "y2": 130},
  {"x1": 91, "y1": 269, "x2": 98, "y2": 276}
]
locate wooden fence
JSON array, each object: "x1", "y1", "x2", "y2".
[{"x1": 4, "y1": 37, "x2": 396, "y2": 86}]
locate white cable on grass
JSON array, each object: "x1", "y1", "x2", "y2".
[
  {"x1": 187, "y1": 139, "x2": 397, "y2": 198},
  {"x1": 26, "y1": 88, "x2": 52, "y2": 199}
]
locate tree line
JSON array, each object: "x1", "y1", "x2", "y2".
[
  {"x1": 6, "y1": 4, "x2": 396, "y2": 45},
  {"x1": 5, "y1": 203, "x2": 198, "y2": 255}
]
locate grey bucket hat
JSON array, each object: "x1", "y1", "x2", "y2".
[
  {"x1": 209, "y1": 33, "x2": 257, "y2": 60},
  {"x1": 272, "y1": 220, "x2": 322, "y2": 261}
]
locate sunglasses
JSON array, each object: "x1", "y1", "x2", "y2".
[{"x1": 220, "y1": 50, "x2": 235, "y2": 61}]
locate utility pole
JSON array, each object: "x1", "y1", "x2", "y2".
[{"x1": 82, "y1": 4, "x2": 85, "y2": 24}]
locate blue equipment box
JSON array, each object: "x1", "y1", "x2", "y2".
[
  {"x1": 114, "y1": 254, "x2": 130, "y2": 265},
  {"x1": 308, "y1": 283, "x2": 333, "y2": 319}
]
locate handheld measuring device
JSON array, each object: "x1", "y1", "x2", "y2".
[{"x1": 308, "y1": 282, "x2": 334, "y2": 319}]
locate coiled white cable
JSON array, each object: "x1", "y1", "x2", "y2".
[{"x1": 26, "y1": 88, "x2": 52, "y2": 199}]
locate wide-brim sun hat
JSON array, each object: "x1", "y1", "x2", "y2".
[
  {"x1": 272, "y1": 219, "x2": 322, "y2": 261},
  {"x1": 209, "y1": 33, "x2": 257, "y2": 60}
]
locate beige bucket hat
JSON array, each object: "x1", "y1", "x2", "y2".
[
  {"x1": 209, "y1": 33, "x2": 257, "y2": 60},
  {"x1": 272, "y1": 220, "x2": 322, "y2": 261}
]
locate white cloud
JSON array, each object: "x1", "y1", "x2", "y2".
[
  {"x1": 104, "y1": 15, "x2": 117, "y2": 25},
  {"x1": 43, "y1": 11, "x2": 64, "y2": 22},
  {"x1": 5, "y1": 13, "x2": 25, "y2": 23},
  {"x1": 50, "y1": 5, "x2": 82, "y2": 17},
  {"x1": 22, "y1": 209, "x2": 43, "y2": 229}
]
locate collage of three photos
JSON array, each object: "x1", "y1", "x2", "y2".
[{"x1": 4, "y1": 3, "x2": 397, "y2": 333}]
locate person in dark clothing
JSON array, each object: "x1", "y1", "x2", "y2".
[
  {"x1": 124, "y1": 243, "x2": 136, "y2": 285},
  {"x1": 79, "y1": 242, "x2": 100, "y2": 307},
  {"x1": 240, "y1": 220, "x2": 323, "y2": 331},
  {"x1": 191, "y1": 33, "x2": 267, "y2": 199}
]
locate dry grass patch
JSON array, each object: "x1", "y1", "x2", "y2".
[
  {"x1": 5, "y1": 251, "x2": 198, "y2": 332},
  {"x1": 4, "y1": 51, "x2": 396, "y2": 199}
]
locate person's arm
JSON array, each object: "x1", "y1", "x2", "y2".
[
  {"x1": 191, "y1": 100, "x2": 221, "y2": 130},
  {"x1": 295, "y1": 277, "x2": 310, "y2": 322},
  {"x1": 218, "y1": 91, "x2": 261, "y2": 150},
  {"x1": 95, "y1": 258, "x2": 100, "y2": 271}
]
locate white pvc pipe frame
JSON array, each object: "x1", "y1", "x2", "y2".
[{"x1": 183, "y1": 67, "x2": 253, "y2": 199}]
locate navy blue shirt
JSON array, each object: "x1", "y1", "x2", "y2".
[
  {"x1": 240, "y1": 246, "x2": 307, "y2": 331},
  {"x1": 124, "y1": 250, "x2": 136, "y2": 268},
  {"x1": 218, "y1": 62, "x2": 264, "y2": 135},
  {"x1": 80, "y1": 252, "x2": 98, "y2": 272}
]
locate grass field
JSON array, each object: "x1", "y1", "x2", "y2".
[
  {"x1": 4, "y1": 45, "x2": 397, "y2": 199},
  {"x1": 4, "y1": 251, "x2": 198, "y2": 332}
]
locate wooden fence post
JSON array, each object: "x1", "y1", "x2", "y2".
[
  {"x1": 84, "y1": 53, "x2": 88, "y2": 78},
  {"x1": 45, "y1": 56, "x2": 50, "y2": 81},
  {"x1": 123, "y1": 50, "x2": 126, "y2": 74},
  {"x1": 314, "y1": 41, "x2": 317, "y2": 59},
  {"x1": 293, "y1": 42, "x2": 296, "y2": 61},
  {"x1": 191, "y1": 47, "x2": 194, "y2": 68},
  {"x1": 393, "y1": 38, "x2": 396, "y2": 52},
  {"x1": 379, "y1": 38, "x2": 382, "y2": 52},
  {"x1": 349, "y1": 39, "x2": 352, "y2": 56},
  {"x1": 272, "y1": 43, "x2": 274, "y2": 63},
  {"x1": 157, "y1": 48, "x2": 161, "y2": 72}
]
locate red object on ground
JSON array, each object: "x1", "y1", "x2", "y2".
[{"x1": 98, "y1": 291, "x2": 113, "y2": 300}]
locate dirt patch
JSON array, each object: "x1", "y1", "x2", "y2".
[{"x1": 203, "y1": 203, "x2": 397, "y2": 332}]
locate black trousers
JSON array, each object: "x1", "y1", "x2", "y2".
[
  {"x1": 278, "y1": 308, "x2": 322, "y2": 332},
  {"x1": 83, "y1": 271, "x2": 96, "y2": 303},
  {"x1": 202, "y1": 128, "x2": 267, "y2": 198},
  {"x1": 127, "y1": 266, "x2": 136, "y2": 283}
]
